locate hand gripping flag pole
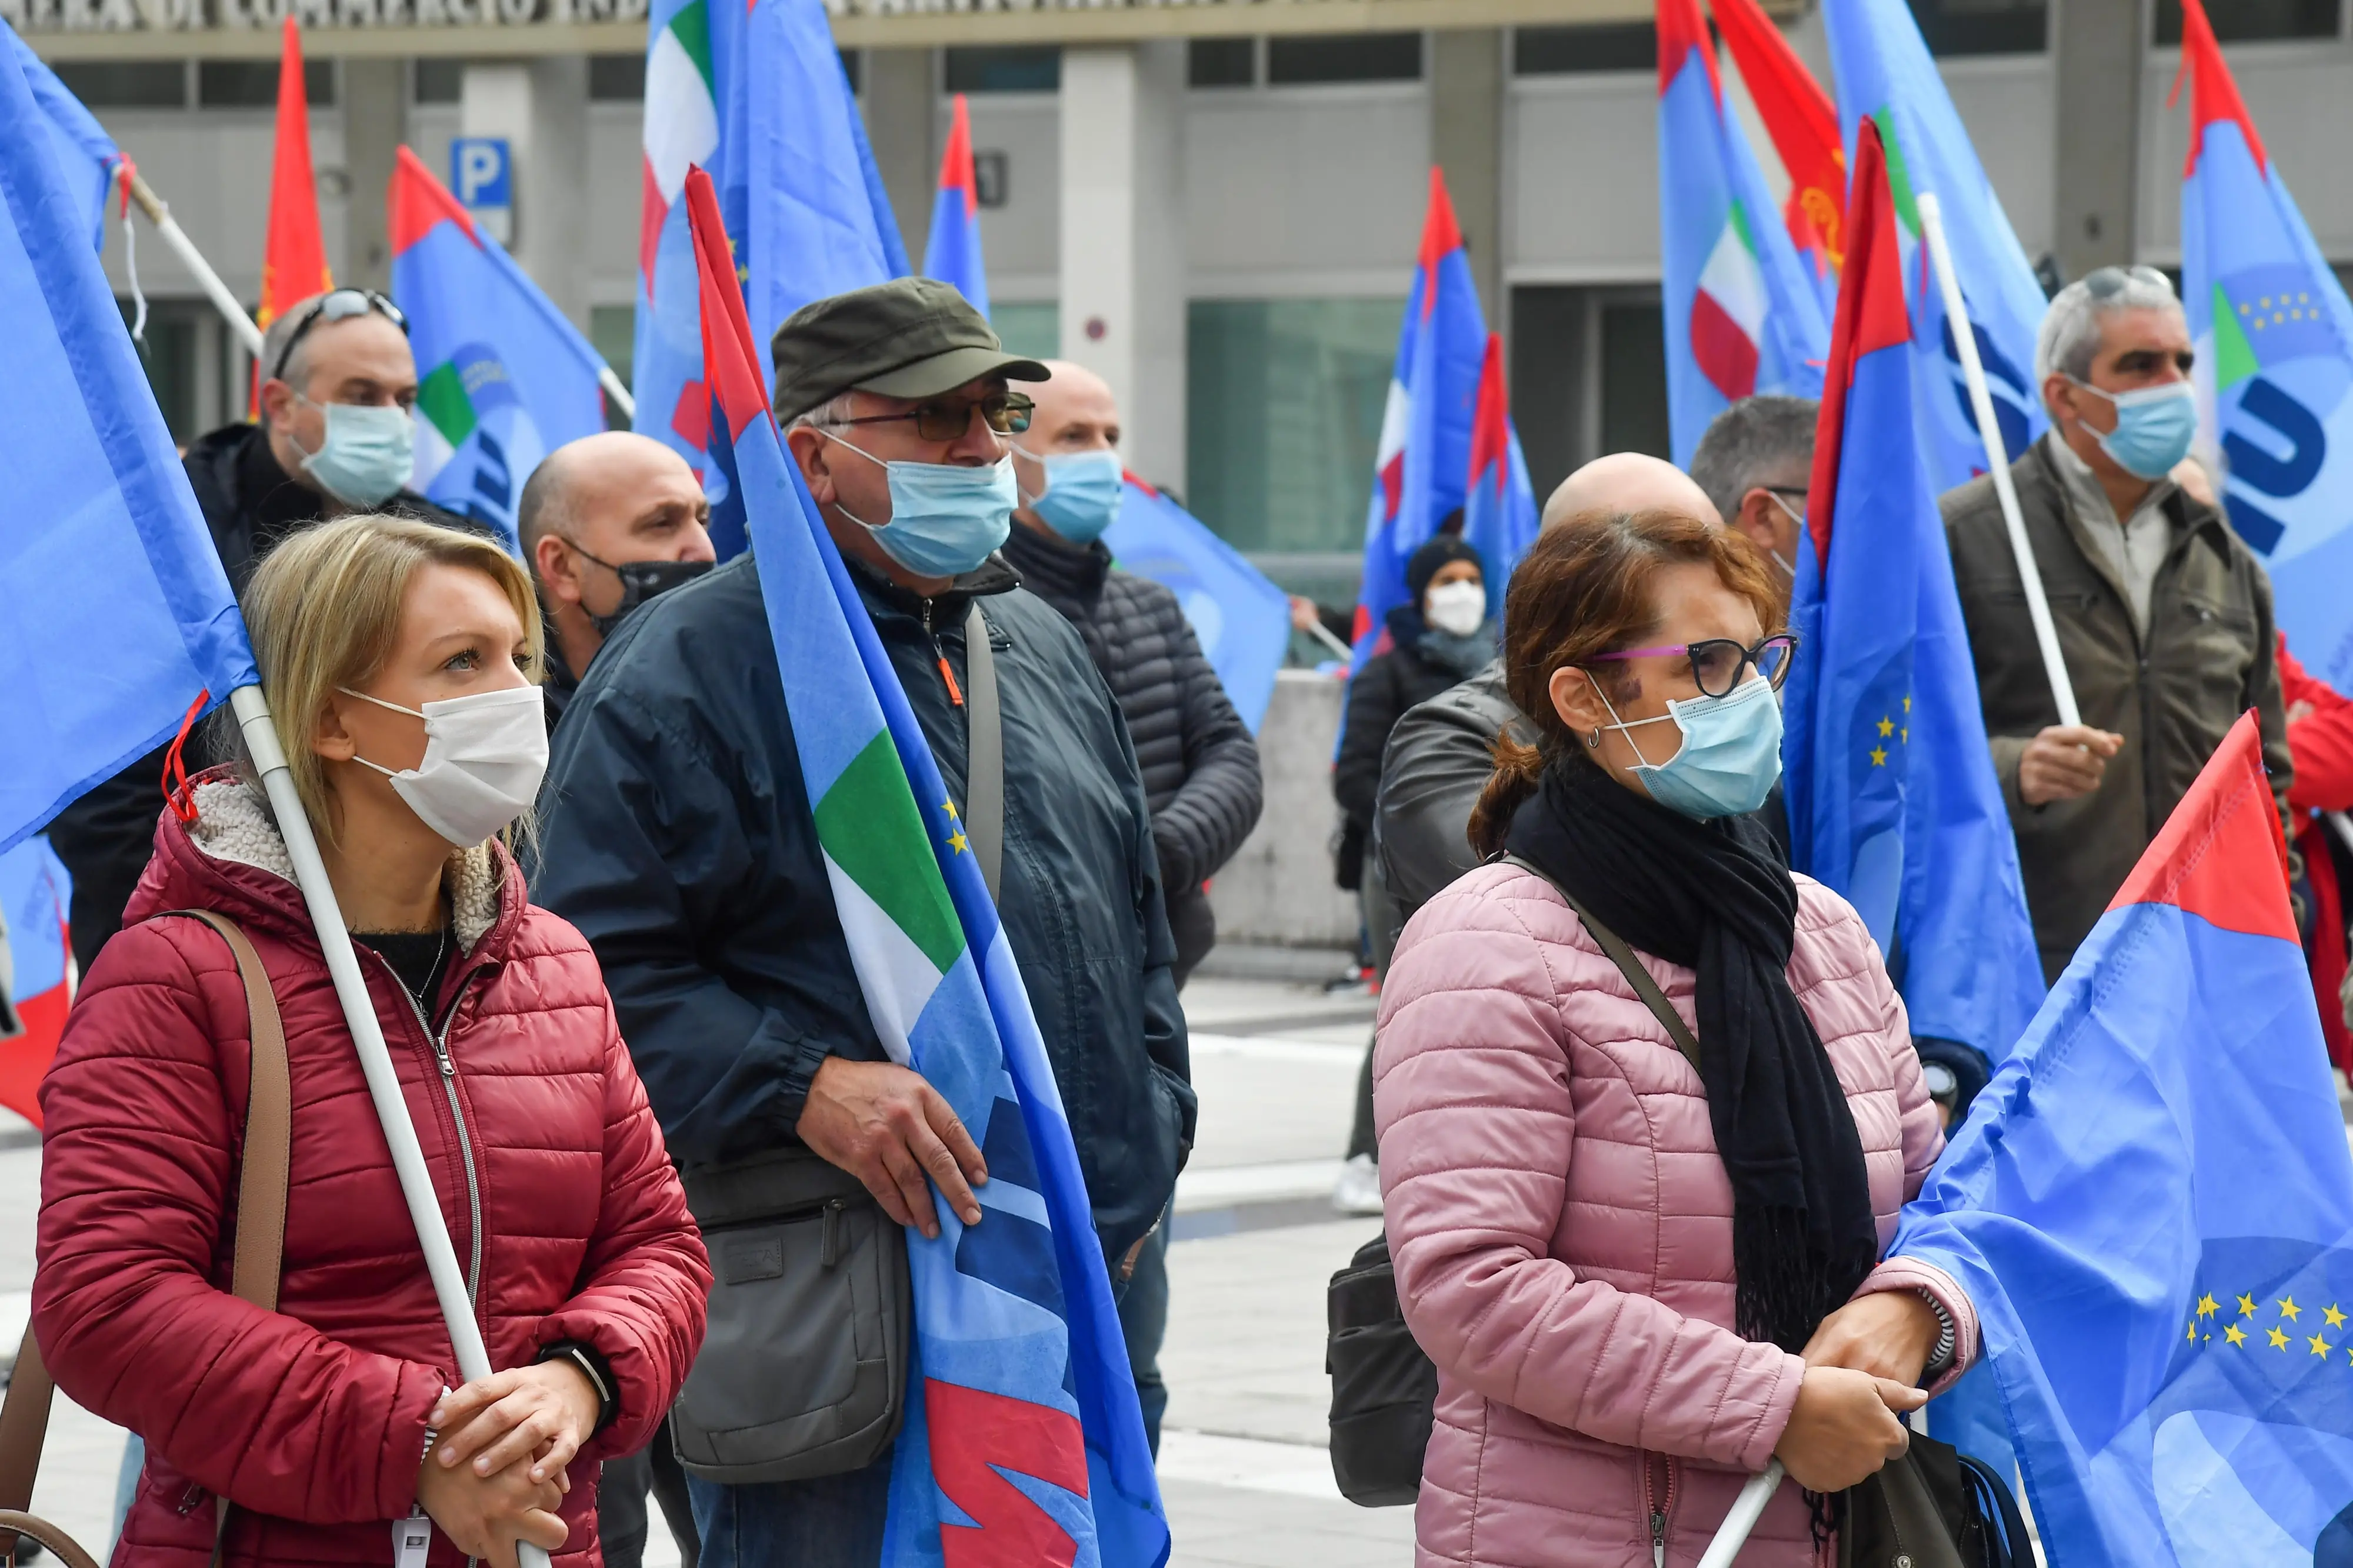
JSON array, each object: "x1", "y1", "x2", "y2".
[
  {"x1": 1696, "y1": 1461, "x2": 1785, "y2": 1566},
  {"x1": 224, "y1": 685, "x2": 554, "y2": 1568},
  {"x1": 1915, "y1": 190, "x2": 2081, "y2": 729}
]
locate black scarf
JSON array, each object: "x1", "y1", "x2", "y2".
[{"x1": 1507, "y1": 756, "x2": 1878, "y2": 1352}]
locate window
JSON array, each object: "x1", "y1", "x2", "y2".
[
  {"x1": 122, "y1": 301, "x2": 199, "y2": 443},
  {"x1": 944, "y1": 46, "x2": 1061, "y2": 94},
  {"x1": 588, "y1": 54, "x2": 644, "y2": 101},
  {"x1": 2153, "y1": 0, "x2": 2337, "y2": 42},
  {"x1": 1187, "y1": 298, "x2": 1404, "y2": 555},
  {"x1": 197, "y1": 59, "x2": 335, "y2": 108},
  {"x1": 1514, "y1": 24, "x2": 1659, "y2": 75},
  {"x1": 53, "y1": 62, "x2": 186, "y2": 109},
  {"x1": 414, "y1": 58, "x2": 463, "y2": 104},
  {"x1": 1189, "y1": 38, "x2": 1257, "y2": 88},
  {"x1": 1907, "y1": 0, "x2": 2046, "y2": 55},
  {"x1": 1266, "y1": 32, "x2": 1421, "y2": 85},
  {"x1": 838, "y1": 48, "x2": 863, "y2": 95},
  {"x1": 589, "y1": 306, "x2": 634, "y2": 428},
  {"x1": 991, "y1": 302, "x2": 1059, "y2": 362},
  {"x1": 1509, "y1": 284, "x2": 1671, "y2": 496}
]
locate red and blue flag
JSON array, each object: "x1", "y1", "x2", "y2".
[
  {"x1": 922, "y1": 94, "x2": 989, "y2": 318},
  {"x1": 1782, "y1": 115, "x2": 2042, "y2": 1066},
  {"x1": 634, "y1": 0, "x2": 905, "y2": 557},
  {"x1": 2177, "y1": 0, "x2": 2353, "y2": 690},
  {"x1": 1894, "y1": 712, "x2": 2353, "y2": 1561},
  {"x1": 392, "y1": 146, "x2": 613, "y2": 551},
  {"x1": 0, "y1": 838, "x2": 71, "y2": 1130},
  {"x1": 5, "y1": 18, "x2": 120, "y2": 251},
  {"x1": 684, "y1": 169, "x2": 1169, "y2": 1568},
  {"x1": 1822, "y1": 0, "x2": 2048, "y2": 491},
  {"x1": 1459, "y1": 333, "x2": 1538, "y2": 628},
  {"x1": 1352, "y1": 168, "x2": 1489, "y2": 668},
  {"x1": 1655, "y1": 0, "x2": 1828, "y2": 466}
]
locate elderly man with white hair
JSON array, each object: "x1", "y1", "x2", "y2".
[{"x1": 1943, "y1": 265, "x2": 2292, "y2": 983}]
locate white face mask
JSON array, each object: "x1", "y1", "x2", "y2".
[
  {"x1": 1424, "y1": 578, "x2": 1488, "y2": 638},
  {"x1": 1764, "y1": 491, "x2": 1804, "y2": 578},
  {"x1": 338, "y1": 683, "x2": 548, "y2": 846}
]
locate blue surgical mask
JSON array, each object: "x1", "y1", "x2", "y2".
[
  {"x1": 1016, "y1": 446, "x2": 1126, "y2": 545},
  {"x1": 1591, "y1": 671, "x2": 1784, "y2": 820},
  {"x1": 295, "y1": 397, "x2": 414, "y2": 508},
  {"x1": 2068, "y1": 378, "x2": 2197, "y2": 481},
  {"x1": 826, "y1": 435, "x2": 1016, "y2": 578}
]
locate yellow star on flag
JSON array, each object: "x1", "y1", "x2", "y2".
[
  {"x1": 1869, "y1": 746, "x2": 1888, "y2": 767},
  {"x1": 2281, "y1": 1297, "x2": 2303, "y2": 1322},
  {"x1": 2311, "y1": 1334, "x2": 2335, "y2": 1358},
  {"x1": 1902, "y1": 696, "x2": 1911, "y2": 713},
  {"x1": 2325, "y1": 1305, "x2": 2347, "y2": 1330},
  {"x1": 948, "y1": 829, "x2": 969, "y2": 855},
  {"x1": 1877, "y1": 716, "x2": 1895, "y2": 737},
  {"x1": 2225, "y1": 1324, "x2": 2248, "y2": 1346},
  {"x1": 2197, "y1": 1294, "x2": 2220, "y2": 1318},
  {"x1": 2239, "y1": 1294, "x2": 2259, "y2": 1317},
  {"x1": 2269, "y1": 1327, "x2": 2292, "y2": 1350},
  {"x1": 944, "y1": 801, "x2": 962, "y2": 823},
  {"x1": 2187, "y1": 1320, "x2": 2199, "y2": 1342}
]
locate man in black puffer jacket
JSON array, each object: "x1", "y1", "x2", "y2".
[
  {"x1": 45, "y1": 289, "x2": 478, "y2": 975},
  {"x1": 1002, "y1": 360, "x2": 1263, "y2": 988}
]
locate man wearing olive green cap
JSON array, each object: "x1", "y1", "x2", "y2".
[{"x1": 535, "y1": 278, "x2": 1195, "y2": 1568}]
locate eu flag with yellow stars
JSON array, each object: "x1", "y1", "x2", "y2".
[
  {"x1": 1893, "y1": 713, "x2": 2353, "y2": 1564},
  {"x1": 1778, "y1": 116, "x2": 2044, "y2": 1067}
]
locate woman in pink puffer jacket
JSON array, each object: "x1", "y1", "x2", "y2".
[{"x1": 1374, "y1": 510, "x2": 1979, "y2": 1567}]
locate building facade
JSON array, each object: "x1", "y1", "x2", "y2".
[{"x1": 23, "y1": 0, "x2": 2353, "y2": 603}]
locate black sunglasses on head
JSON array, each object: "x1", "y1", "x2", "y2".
[{"x1": 269, "y1": 288, "x2": 409, "y2": 383}]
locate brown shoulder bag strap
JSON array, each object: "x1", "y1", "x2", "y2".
[
  {"x1": 0, "y1": 910, "x2": 289, "y2": 1568},
  {"x1": 1501, "y1": 855, "x2": 1704, "y2": 1077}
]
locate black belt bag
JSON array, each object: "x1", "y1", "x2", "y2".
[{"x1": 669, "y1": 1147, "x2": 912, "y2": 1483}]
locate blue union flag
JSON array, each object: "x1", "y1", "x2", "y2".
[{"x1": 2177, "y1": 0, "x2": 2353, "y2": 689}]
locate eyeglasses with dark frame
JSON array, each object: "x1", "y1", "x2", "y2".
[
  {"x1": 1587, "y1": 633, "x2": 1798, "y2": 699},
  {"x1": 821, "y1": 392, "x2": 1036, "y2": 443},
  {"x1": 269, "y1": 288, "x2": 410, "y2": 384}
]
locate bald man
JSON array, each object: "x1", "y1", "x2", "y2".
[
  {"x1": 518, "y1": 431, "x2": 718, "y2": 729},
  {"x1": 1372, "y1": 452, "x2": 1724, "y2": 920}
]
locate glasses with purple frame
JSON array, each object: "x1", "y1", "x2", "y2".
[{"x1": 1587, "y1": 633, "x2": 1797, "y2": 699}]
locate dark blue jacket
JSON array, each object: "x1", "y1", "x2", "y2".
[{"x1": 533, "y1": 551, "x2": 1193, "y2": 1263}]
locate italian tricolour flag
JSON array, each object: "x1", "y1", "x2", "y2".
[{"x1": 1691, "y1": 201, "x2": 1767, "y2": 401}]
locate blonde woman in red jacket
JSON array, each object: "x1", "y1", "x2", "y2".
[{"x1": 35, "y1": 515, "x2": 710, "y2": 1568}]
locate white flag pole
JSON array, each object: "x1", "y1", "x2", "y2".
[
  {"x1": 597, "y1": 364, "x2": 635, "y2": 423},
  {"x1": 225, "y1": 684, "x2": 554, "y2": 1568},
  {"x1": 1915, "y1": 191, "x2": 2081, "y2": 729},
  {"x1": 118, "y1": 169, "x2": 265, "y2": 362},
  {"x1": 1697, "y1": 1460, "x2": 1785, "y2": 1568}
]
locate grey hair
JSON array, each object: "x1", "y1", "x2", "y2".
[
  {"x1": 256, "y1": 292, "x2": 334, "y2": 392},
  {"x1": 785, "y1": 391, "x2": 859, "y2": 432},
  {"x1": 2035, "y1": 267, "x2": 2182, "y2": 388},
  {"x1": 1688, "y1": 395, "x2": 1819, "y2": 524}
]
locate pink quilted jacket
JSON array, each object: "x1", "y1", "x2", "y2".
[{"x1": 1373, "y1": 860, "x2": 1978, "y2": 1567}]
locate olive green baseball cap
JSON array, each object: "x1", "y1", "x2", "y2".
[{"x1": 768, "y1": 277, "x2": 1049, "y2": 423}]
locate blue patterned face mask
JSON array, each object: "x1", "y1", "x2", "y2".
[
  {"x1": 1017, "y1": 446, "x2": 1126, "y2": 545},
  {"x1": 826, "y1": 435, "x2": 1015, "y2": 578},
  {"x1": 1590, "y1": 670, "x2": 1784, "y2": 820}
]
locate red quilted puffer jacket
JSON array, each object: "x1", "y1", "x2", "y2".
[{"x1": 33, "y1": 773, "x2": 711, "y2": 1567}]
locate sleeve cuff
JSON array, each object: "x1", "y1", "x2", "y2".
[{"x1": 1854, "y1": 1257, "x2": 1980, "y2": 1396}]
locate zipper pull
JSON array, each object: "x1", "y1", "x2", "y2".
[
  {"x1": 1650, "y1": 1509, "x2": 1667, "y2": 1568},
  {"x1": 938, "y1": 653, "x2": 965, "y2": 707}
]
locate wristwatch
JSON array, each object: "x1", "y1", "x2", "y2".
[{"x1": 535, "y1": 1341, "x2": 619, "y2": 1434}]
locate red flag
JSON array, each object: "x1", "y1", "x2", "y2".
[
  {"x1": 1709, "y1": 0, "x2": 1845, "y2": 277},
  {"x1": 258, "y1": 18, "x2": 331, "y2": 339}
]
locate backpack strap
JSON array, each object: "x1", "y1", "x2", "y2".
[
  {"x1": 0, "y1": 910, "x2": 289, "y2": 1568},
  {"x1": 1500, "y1": 855, "x2": 1703, "y2": 1077},
  {"x1": 962, "y1": 602, "x2": 1004, "y2": 903}
]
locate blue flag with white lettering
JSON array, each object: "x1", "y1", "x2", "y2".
[
  {"x1": 2178, "y1": 0, "x2": 2353, "y2": 689},
  {"x1": 0, "y1": 46, "x2": 253, "y2": 853}
]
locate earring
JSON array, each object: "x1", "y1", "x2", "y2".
[{"x1": 1585, "y1": 726, "x2": 1602, "y2": 749}]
